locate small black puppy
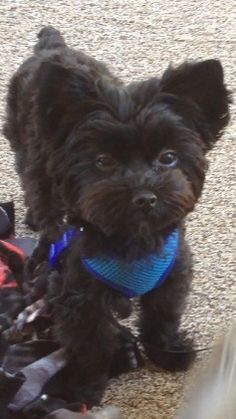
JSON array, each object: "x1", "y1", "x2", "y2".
[{"x1": 4, "y1": 27, "x2": 230, "y2": 408}]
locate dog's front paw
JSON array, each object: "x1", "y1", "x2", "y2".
[{"x1": 143, "y1": 338, "x2": 196, "y2": 372}]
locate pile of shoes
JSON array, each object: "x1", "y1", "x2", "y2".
[{"x1": 0, "y1": 202, "x2": 121, "y2": 419}]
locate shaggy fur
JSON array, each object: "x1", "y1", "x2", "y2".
[{"x1": 3, "y1": 27, "x2": 230, "y2": 409}]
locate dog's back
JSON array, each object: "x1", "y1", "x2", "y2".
[
  {"x1": 178, "y1": 326, "x2": 236, "y2": 419},
  {"x1": 3, "y1": 27, "x2": 66, "y2": 154}
]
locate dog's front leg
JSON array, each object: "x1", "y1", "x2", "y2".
[
  {"x1": 24, "y1": 228, "x2": 60, "y2": 285},
  {"x1": 23, "y1": 156, "x2": 64, "y2": 278},
  {"x1": 139, "y1": 249, "x2": 196, "y2": 372},
  {"x1": 53, "y1": 286, "x2": 120, "y2": 408}
]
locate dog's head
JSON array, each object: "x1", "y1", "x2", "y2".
[{"x1": 38, "y1": 59, "x2": 230, "y2": 254}]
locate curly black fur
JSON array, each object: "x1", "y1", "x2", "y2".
[{"x1": 4, "y1": 26, "x2": 231, "y2": 409}]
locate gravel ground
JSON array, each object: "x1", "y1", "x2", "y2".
[{"x1": 0, "y1": 1, "x2": 235, "y2": 418}]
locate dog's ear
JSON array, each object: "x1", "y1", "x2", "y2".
[
  {"x1": 160, "y1": 59, "x2": 231, "y2": 142},
  {"x1": 37, "y1": 62, "x2": 97, "y2": 137}
]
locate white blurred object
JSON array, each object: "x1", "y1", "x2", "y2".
[
  {"x1": 178, "y1": 325, "x2": 236, "y2": 419},
  {"x1": 46, "y1": 406, "x2": 121, "y2": 419},
  {"x1": 92, "y1": 406, "x2": 121, "y2": 419}
]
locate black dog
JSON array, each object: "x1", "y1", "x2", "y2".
[{"x1": 4, "y1": 27, "x2": 230, "y2": 408}]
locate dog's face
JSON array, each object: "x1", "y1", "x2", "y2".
[
  {"x1": 39, "y1": 59, "x2": 230, "y2": 253},
  {"x1": 63, "y1": 105, "x2": 205, "y2": 245}
]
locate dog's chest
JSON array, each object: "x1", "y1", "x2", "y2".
[{"x1": 48, "y1": 228, "x2": 179, "y2": 298}]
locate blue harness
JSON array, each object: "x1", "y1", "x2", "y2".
[{"x1": 49, "y1": 228, "x2": 179, "y2": 298}]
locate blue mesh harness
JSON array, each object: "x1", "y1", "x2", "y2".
[{"x1": 49, "y1": 228, "x2": 179, "y2": 298}]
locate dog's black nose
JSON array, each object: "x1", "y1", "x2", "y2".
[{"x1": 132, "y1": 191, "x2": 157, "y2": 209}]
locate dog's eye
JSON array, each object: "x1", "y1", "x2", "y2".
[
  {"x1": 158, "y1": 150, "x2": 177, "y2": 167},
  {"x1": 95, "y1": 154, "x2": 117, "y2": 171}
]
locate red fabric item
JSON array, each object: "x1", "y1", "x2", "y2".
[
  {"x1": 0, "y1": 240, "x2": 25, "y2": 260},
  {"x1": 0, "y1": 259, "x2": 17, "y2": 288},
  {"x1": 0, "y1": 239, "x2": 25, "y2": 289}
]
